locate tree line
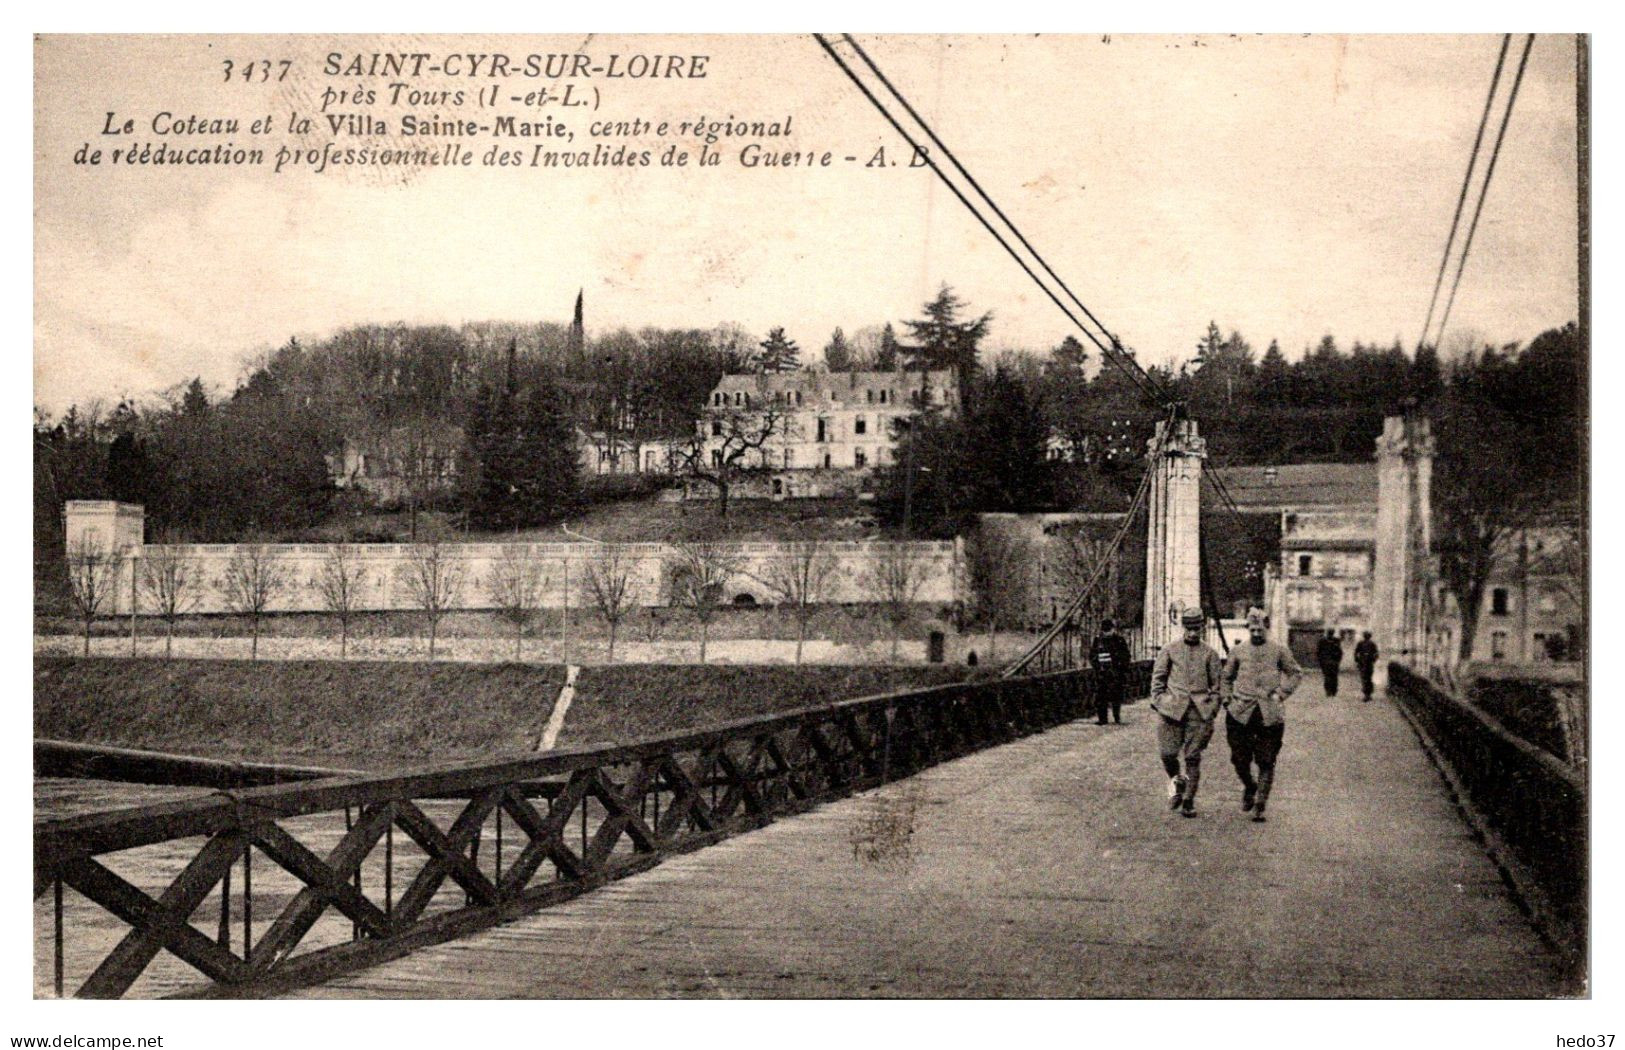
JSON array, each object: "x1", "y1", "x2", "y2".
[{"x1": 37, "y1": 286, "x2": 1584, "y2": 661}]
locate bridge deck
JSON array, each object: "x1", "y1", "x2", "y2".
[{"x1": 291, "y1": 675, "x2": 1565, "y2": 998}]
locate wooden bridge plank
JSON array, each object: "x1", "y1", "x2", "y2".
[{"x1": 290, "y1": 678, "x2": 1571, "y2": 999}]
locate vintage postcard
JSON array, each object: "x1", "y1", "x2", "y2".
[{"x1": 30, "y1": 32, "x2": 1587, "y2": 1025}]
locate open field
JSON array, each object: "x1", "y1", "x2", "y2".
[{"x1": 34, "y1": 658, "x2": 985, "y2": 769}]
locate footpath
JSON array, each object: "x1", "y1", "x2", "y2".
[{"x1": 293, "y1": 675, "x2": 1566, "y2": 998}]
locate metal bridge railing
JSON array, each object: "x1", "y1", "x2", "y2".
[
  {"x1": 36, "y1": 663, "x2": 1150, "y2": 999},
  {"x1": 1386, "y1": 662, "x2": 1586, "y2": 976}
]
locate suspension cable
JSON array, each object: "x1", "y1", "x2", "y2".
[
  {"x1": 1419, "y1": 35, "x2": 1510, "y2": 350},
  {"x1": 1434, "y1": 33, "x2": 1536, "y2": 350},
  {"x1": 813, "y1": 34, "x2": 1169, "y2": 407},
  {"x1": 1001, "y1": 450, "x2": 1157, "y2": 678},
  {"x1": 838, "y1": 33, "x2": 1172, "y2": 403}
]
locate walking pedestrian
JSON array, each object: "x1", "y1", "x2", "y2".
[
  {"x1": 1150, "y1": 608, "x2": 1224, "y2": 818},
  {"x1": 1315, "y1": 629, "x2": 1343, "y2": 697},
  {"x1": 1223, "y1": 609, "x2": 1302, "y2": 823},
  {"x1": 1354, "y1": 631, "x2": 1379, "y2": 701},
  {"x1": 1089, "y1": 618, "x2": 1133, "y2": 725}
]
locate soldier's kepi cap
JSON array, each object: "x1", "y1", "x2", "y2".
[
  {"x1": 1247, "y1": 608, "x2": 1268, "y2": 630},
  {"x1": 1180, "y1": 608, "x2": 1206, "y2": 628}
]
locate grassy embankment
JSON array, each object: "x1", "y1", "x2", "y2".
[{"x1": 35, "y1": 658, "x2": 983, "y2": 770}]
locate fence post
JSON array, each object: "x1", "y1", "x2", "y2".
[
  {"x1": 217, "y1": 863, "x2": 231, "y2": 950},
  {"x1": 129, "y1": 554, "x2": 139, "y2": 657},
  {"x1": 243, "y1": 845, "x2": 252, "y2": 957},
  {"x1": 54, "y1": 877, "x2": 64, "y2": 998}
]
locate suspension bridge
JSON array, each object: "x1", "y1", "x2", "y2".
[{"x1": 33, "y1": 34, "x2": 1582, "y2": 998}]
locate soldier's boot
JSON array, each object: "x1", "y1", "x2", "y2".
[{"x1": 1252, "y1": 768, "x2": 1274, "y2": 823}]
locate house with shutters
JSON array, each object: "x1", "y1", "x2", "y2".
[{"x1": 692, "y1": 368, "x2": 959, "y2": 499}]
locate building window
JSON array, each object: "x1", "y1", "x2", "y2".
[
  {"x1": 784, "y1": 449, "x2": 793, "y2": 468},
  {"x1": 1297, "y1": 554, "x2": 1313, "y2": 577},
  {"x1": 1491, "y1": 588, "x2": 1510, "y2": 615},
  {"x1": 646, "y1": 451, "x2": 657, "y2": 470},
  {"x1": 866, "y1": 389, "x2": 874, "y2": 403},
  {"x1": 855, "y1": 415, "x2": 867, "y2": 435},
  {"x1": 879, "y1": 389, "x2": 889, "y2": 404},
  {"x1": 794, "y1": 390, "x2": 802, "y2": 405},
  {"x1": 1491, "y1": 630, "x2": 1507, "y2": 660},
  {"x1": 772, "y1": 478, "x2": 784, "y2": 496},
  {"x1": 711, "y1": 420, "x2": 723, "y2": 437},
  {"x1": 816, "y1": 418, "x2": 829, "y2": 442},
  {"x1": 712, "y1": 450, "x2": 723, "y2": 468},
  {"x1": 823, "y1": 451, "x2": 832, "y2": 469},
  {"x1": 854, "y1": 449, "x2": 867, "y2": 468}
]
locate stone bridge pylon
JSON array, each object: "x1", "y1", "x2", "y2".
[{"x1": 1142, "y1": 415, "x2": 1206, "y2": 653}]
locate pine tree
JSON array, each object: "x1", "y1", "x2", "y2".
[
  {"x1": 757, "y1": 327, "x2": 801, "y2": 373},
  {"x1": 823, "y1": 327, "x2": 853, "y2": 371},
  {"x1": 876, "y1": 323, "x2": 901, "y2": 371},
  {"x1": 180, "y1": 377, "x2": 209, "y2": 417},
  {"x1": 105, "y1": 401, "x2": 151, "y2": 506},
  {"x1": 902, "y1": 285, "x2": 991, "y2": 395},
  {"x1": 466, "y1": 348, "x2": 580, "y2": 531},
  {"x1": 1051, "y1": 335, "x2": 1089, "y2": 372},
  {"x1": 1411, "y1": 343, "x2": 1443, "y2": 404},
  {"x1": 1257, "y1": 339, "x2": 1290, "y2": 404}
]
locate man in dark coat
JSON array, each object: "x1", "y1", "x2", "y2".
[
  {"x1": 1353, "y1": 631, "x2": 1379, "y2": 701},
  {"x1": 1315, "y1": 629, "x2": 1343, "y2": 697},
  {"x1": 1089, "y1": 619, "x2": 1133, "y2": 725}
]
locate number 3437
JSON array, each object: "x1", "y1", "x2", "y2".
[{"x1": 222, "y1": 59, "x2": 292, "y2": 83}]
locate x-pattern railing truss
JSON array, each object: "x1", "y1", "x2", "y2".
[{"x1": 36, "y1": 665, "x2": 1148, "y2": 999}]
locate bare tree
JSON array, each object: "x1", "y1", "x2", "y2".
[
  {"x1": 487, "y1": 546, "x2": 544, "y2": 661},
  {"x1": 676, "y1": 405, "x2": 789, "y2": 517},
  {"x1": 223, "y1": 543, "x2": 288, "y2": 661},
  {"x1": 669, "y1": 542, "x2": 742, "y2": 663},
  {"x1": 763, "y1": 540, "x2": 837, "y2": 665},
  {"x1": 315, "y1": 543, "x2": 368, "y2": 659},
  {"x1": 138, "y1": 543, "x2": 199, "y2": 659},
  {"x1": 1541, "y1": 515, "x2": 1586, "y2": 618},
  {"x1": 863, "y1": 543, "x2": 929, "y2": 662},
  {"x1": 64, "y1": 535, "x2": 122, "y2": 657},
  {"x1": 397, "y1": 534, "x2": 465, "y2": 660},
  {"x1": 966, "y1": 530, "x2": 1031, "y2": 663},
  {"x1": 583, "y1": 546, "x2": 637, "y2": 662},
  {"x1": 386, "y1": 418, "x2": 460, "y2": 541}
]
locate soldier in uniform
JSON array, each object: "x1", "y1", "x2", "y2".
[
  {"x1": 1150, "y1": 608, "x2": 1224, "y2": 817},
  {"x1": 1353, "y1": 631, "x2": 1379, "y2": 701},
  {"x1": 1222, "y1": 609, "x2": 1303, "y2": 823},
  {"x1": 1315, "y1": 629, "x2": 1344, "y2": 696},
  {"x1": 1089, "y1": 618, "x2": 1133, "y2": 725}
]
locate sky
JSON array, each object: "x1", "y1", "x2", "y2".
[{"x1": 33, "y1": 33, "x2": 1581, "y2": 412}]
